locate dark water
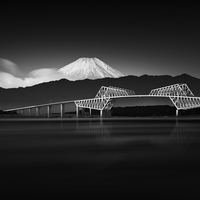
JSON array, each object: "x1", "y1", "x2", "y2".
[{"x1": 0, "y1": 118, "x2": 200, "y2": 199}]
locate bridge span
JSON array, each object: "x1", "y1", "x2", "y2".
[{"x1": 4, "y1": 84, "x2": 200, "y2": 118}]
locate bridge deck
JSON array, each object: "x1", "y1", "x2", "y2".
[{"x1": 4, "y1": 95, "x2": 200, "y2": 112}]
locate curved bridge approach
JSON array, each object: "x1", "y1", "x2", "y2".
[{"x1": 4, "y1": 83, "x2": 200, "y2": 117}]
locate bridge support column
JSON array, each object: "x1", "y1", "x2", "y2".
[
  {"x1": 47, "y1": 106, "x2": 51, "y2": 118},
  {"x1": 60, "y1": 104, "x2": 65, "y2": 118},
  {"x1": 76, "y1": 106, "x2": 79, "y2": 118},
  {"x1": 36, "y1": 107, "x2": 40, "y2": 117},
  {"x1": 20, "y1": 110, "x2": 24, "y2": 115},
  {"x1": 89, "y1": 108, "x2": 92, "y2": 116},
  {"x1": 28, "y1": 108, "x2": 31, "y2": 116},
  {"x1": 100, "y1": 110, "x2": 103, "y2": 118},
  {"x1": 176, "y1": 109, "x2": 179, "y2": 117}
]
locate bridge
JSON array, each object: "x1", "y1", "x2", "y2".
[{"x1": 4, "y1": 83, "x2": 200, "y2": 117}]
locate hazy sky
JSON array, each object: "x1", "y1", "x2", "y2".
[{"x1": 0, "y1": 5, "x2": 200, "y2": 88}]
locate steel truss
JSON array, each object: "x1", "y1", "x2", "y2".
[
  {"x1": 149, "y1": 83, "x2": 200, "y2": 110},
  {"x1": 95, "y1": 86, "x2": 135, "y2": 98},
  {"x1": 169, "y1": 96, "x2": 200, "y2": 110},
  {"x1": 149, "y1": 83, "x2": 194, "y2": 97},
  {"x1": 74, "y1": 86, "x2": 135, "y2": 110}
]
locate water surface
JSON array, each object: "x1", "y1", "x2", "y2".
[{"x1": 0, "y1": 118, "x2": 200, "y2": 199}]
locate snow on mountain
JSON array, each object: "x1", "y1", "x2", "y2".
[{"x1": 58, "y1": 57, "x2": 125, "y2": 80}]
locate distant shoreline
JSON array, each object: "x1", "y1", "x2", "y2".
[
  {"x1": 1, "y1": 116, "x2": 200, "y2": 122},
  {"x1": 1, "y1": 105, "x2": 200, "y2": 119}
]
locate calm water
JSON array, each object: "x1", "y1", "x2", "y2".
[{"x1": 0, "y1": 118, "x2": 200, "y2": 199}]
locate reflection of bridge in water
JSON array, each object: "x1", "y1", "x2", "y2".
[
  {"x1": 75, "y1": 119, "x2": 197, "y2": 150},
  {"x1": 4, "y1": 83, "x2": 200, "y2": 117}
]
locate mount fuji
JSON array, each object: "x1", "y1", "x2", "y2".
[{"x1": 58, "y1": 57, "x2": 125, "y2": 80}]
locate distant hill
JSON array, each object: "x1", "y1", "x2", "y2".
[{"x1": 0, "y1": 73, "x2": 200, "y2": 110}]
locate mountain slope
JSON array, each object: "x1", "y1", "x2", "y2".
[{"x1": 58, "y1": 57, "x2": 125, "y2": 80}]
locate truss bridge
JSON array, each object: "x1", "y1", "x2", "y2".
[{"x1": 4, "y1": 83, "x2": 200, "y2": 118}]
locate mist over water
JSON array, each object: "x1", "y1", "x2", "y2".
[{"x1": 0, "y1": 118, "x2": 200, "y2": 199}]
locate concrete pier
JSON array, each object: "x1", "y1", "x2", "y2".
[
  {"x1": 28, "y1": 108, "x2": 31, "y2": 116},
  {"x1": 20, "y1": 110, "x2": 24, "y2": 115},
  {"x1": 100, "y1": 110, "x2": 103, "y2": 118},
  {"x1": 47, "y1": 106, "x2": 51, "y2": 118},
  {"x1": 76, "y1": 106, "x2": 79, "y2": 118},
  {"x1": 36, "y1": 107, "x2": 40, "y2": 117},
  {"x1": 176, "y1": 109, "x2": 179, "y2": 117},
  {"x1": 60, "y1": 104, "x2": 65, "y2": 118}
]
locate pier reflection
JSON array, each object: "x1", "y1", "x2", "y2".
[
  {"x1": 75, "y1": 119, "x2": 198, "y2": 151},
  {"x1": 150, "y1": 119, "x2": 197, "y2": 150}
]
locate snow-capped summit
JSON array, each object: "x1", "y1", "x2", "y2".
[{"x1": 58, "y1": 57, "x2": 125, "y2": 81}]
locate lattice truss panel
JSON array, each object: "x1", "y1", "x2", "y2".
[
  {"x1": 95, "y1": 86, "x2": 135, "y2": 98},
  {"x1": 74, "y1": 86, "x2": 135, "y2": 110},
  {"x1": 75, "y1": 97, "x2": 110, "y2": 110},
  {"x1": 170, "y1": 96, "x2": 200, "y2": 110},
  {"x1": 149, "y1": 84, "x2": 194, "y2": 97},
  {"x1": 150, "y1": 83, "x2": 200, "y2": 110}
]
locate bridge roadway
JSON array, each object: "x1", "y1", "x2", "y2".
[{"x1": 4, "y1": 94, "x2": 200, "y2": 118}]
